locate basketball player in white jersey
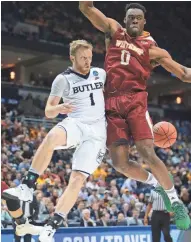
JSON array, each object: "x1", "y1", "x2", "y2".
[{"x1": 2, "y1": 40, "x2": 107, "y2": 241}]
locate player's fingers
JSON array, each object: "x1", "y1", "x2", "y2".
[
  {"x1": 61, "y1": 106, "x2": 75, "y2": 112},
  {"x1": 60, "y1": 107, "x2": 74, "y2": 114},
  {"x1": 63, "y1": 103, "x2": 75, "y2": 109}
]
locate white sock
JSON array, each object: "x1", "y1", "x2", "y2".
[
  {"x1": 165, "y1": 186, "x2": 179, "y2": 203},
  {"x1": 144, "y1": 172, "x2": 159, "y2": 187},
  {"x1": 29, "y1": 167, "x2": 40, "y2": 175}
]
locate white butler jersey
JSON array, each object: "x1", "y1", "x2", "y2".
[
  {"x1": 50, "y1": 67, "x2": 106, "y2": 124},
  {"x1": 51, "y1": 67, "x2": 107, "y2": 176}
]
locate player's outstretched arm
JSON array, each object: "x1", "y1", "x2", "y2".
[
  {"x1": 149, "y1": 46, "x2": 191, "y2": 83},
  {"x1": 79, "y1": 1, "x2": 120, "y2": 35}
]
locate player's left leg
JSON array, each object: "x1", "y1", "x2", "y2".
[
  {"x1": 2, "y1": 118, "x2": 81, "y2": 203},
  {"x1": 38, "y1": 123, "x2": 106, "y2": 242},
  {"x1": 2, "y1": 198, "x2": 43, "y2": 236},
  {"x1": 129, "y1": 92, "x2": 190, "y2": 229}
]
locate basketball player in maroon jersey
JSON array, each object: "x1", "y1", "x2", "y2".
[{"x1": 79, "y1": 2, "x2": 191, "y2": 229}]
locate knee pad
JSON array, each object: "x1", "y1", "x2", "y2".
[{"x1": 6, "y1": 199, "x2": 20, "y2": 211}]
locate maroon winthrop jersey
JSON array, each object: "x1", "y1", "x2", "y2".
[{"x1": 104, "y1": 28, "x2": 156, "y2": 96}]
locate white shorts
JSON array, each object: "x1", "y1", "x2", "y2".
[{"x1": 56, "y1": 117, "x2": 106, "y2": 176}]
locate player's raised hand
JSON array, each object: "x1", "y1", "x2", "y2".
[{"x1": 56, "y1": 103, "x2": 75, "y2": 114}]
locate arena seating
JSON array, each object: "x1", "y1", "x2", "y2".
[{"x1": 1, "y1": 100, "x2": 191, "y2": 228}]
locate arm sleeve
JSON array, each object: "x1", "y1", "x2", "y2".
[{"x1": 50, "y1": 74, "x2": 70, "y2": 97}]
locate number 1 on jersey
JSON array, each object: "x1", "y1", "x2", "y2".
[
  {"x1": 121, "y1": 50, "x2": 130, "y2": 65},
  {"x1": 89, "y1": 93, "x2": 95, "y2": 106}
]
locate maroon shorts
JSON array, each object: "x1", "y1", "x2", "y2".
[{"x1": 105, "y1": 91, "x2": 153, "y2": 146}]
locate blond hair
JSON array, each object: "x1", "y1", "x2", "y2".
[{"x1": 69, "y1": 40, "x2": 93, "y2": 56}]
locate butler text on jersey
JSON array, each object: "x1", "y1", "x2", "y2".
[{"x1": 73, "y1": 82, "x2": 103, "y2": 94}]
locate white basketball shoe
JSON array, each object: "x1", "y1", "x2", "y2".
[
  {"x1": 2, "y1": 184, "x2": 33, "y2": 202},
  {"x1": 38, "y1": 225, "x2": 56, "y2": 242},
  {"x1": 16, "y1": 220, "x2": 43, "y2": 236}
]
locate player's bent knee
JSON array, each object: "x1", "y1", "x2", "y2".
[
  {"x1": 69, "y1": 172, "x2": 87, "y2": 190},
  {"x1": 45, "y1": 128, "x2": 67, "y2": 147},
  {"x1": 109, "y1": 141, "x2": 129, "y2": 158},
  {"x1": 6, "y1": 198, "x2": 20, "y2": 211},
  {"x1": 109, "y1": 145, "x2": 131, "y2": 174}
]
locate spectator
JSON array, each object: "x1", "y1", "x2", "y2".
[
  {"x1": 116, "y1": 212, "x2": 127, "y2": 226},
  {"x1": 90, "y1": 202, "x2": 100, "y2": 221},
  {"x1": 93, "y1": 165, "x2": 107, "y2": 180},
  {"x1": 71, "y1": 201, "x2": 85, "y2": 222},
  {"x1": 35, "y1": 192, "x2": 49, "y2": 223},
  {"x1": 103, "y1": 190, "x2": 112, "y2": 206},
  {"x1": 13, "y1": 173, "x2": 22, "y2": 186},
  {"x1": 37, "y1": 175, "x2": 46, "y2": 185},
  {"x1": 109, "y1": 203, "x2": 119, "y2": 220},
  {"x1": 180, "y1": 187, "x2": 191, "y2": 207},
  {"x1": 96, "y1": 212, "x2": 111, "y2": 227},
  {"x1": 127, "y1": 209, "x2": 143, "y2": 226},
  {"x1": 122, "y1": 203, "x2": 133, "y2": 217},
  {"x1": 121, "y1": 189, "x2": 136, "y2": 204},
  {"x1": 1, "y1": 205, "x2": 12, "y2": 228},
  {"x1": 110, "y1": 188, "x2": 121, "y2": 205},
  {"x1": 121, "y1": 178, "x2": 137, "y2": 193},
  {"x1": 51, "y1": 189, "x2": 59, "y2": 206},
  {"x1": 80, "y1": 209, "x2": 96, "y2": 227},
  {"x1": 87, "y1": 189, "x2": 99, "y2": 204}
]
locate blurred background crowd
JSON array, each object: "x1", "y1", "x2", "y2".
[
  {"x1": 1, "y1": 1, "x2": 191, "y2": 64},
  {"x1": 1, "y1": 101, "x2": 191, "y2": 228},
  {"x1": 1, "y1": 1, "x2": 191, "y2": 230}
]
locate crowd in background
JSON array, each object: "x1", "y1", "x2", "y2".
[
  {"x1": 1, "y1": 102, "x2": 191, "y2": 228},
  {"x1": 1, "y1": 1, "x2": 191, "y2": 64},
  {"x1": 1, "y1": 1, "x2": 191, "y2": 229}
]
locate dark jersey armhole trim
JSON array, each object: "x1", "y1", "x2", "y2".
[{"x1": 106, "y1": 27, "x2": 122, "y2": 51}]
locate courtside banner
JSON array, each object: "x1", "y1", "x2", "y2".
[{"x1": 2, "y1": 226, "x2": 189, "y2": 242}]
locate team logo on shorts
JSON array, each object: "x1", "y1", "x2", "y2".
[
  {"x1": 93, "y1": 71, "x2": 98, "y2": 77},
  {"x1": 96, "y1": 149, "x2": 105, "y2": 164}
]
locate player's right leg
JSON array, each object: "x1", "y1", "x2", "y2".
[
  {"x1": 2, "y1": 118, "x2": 80, "y2": 203},
  {"x1": 38, "y1": 171, "x2": 87, "y2": 242},
  {"x1": 2, "y1": 126, "x2": 66, "y2": 202},
  {"x1": 106, "y1": 104, "x2": 158, "y2": 187}
]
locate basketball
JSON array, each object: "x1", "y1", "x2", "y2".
[{"x1": 153, "y1": 121, "x2": 177, "y2": 148}]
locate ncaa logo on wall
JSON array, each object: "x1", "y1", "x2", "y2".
[{"x1": 93, "y1": 71, "x2": 98, "y2": 77}]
